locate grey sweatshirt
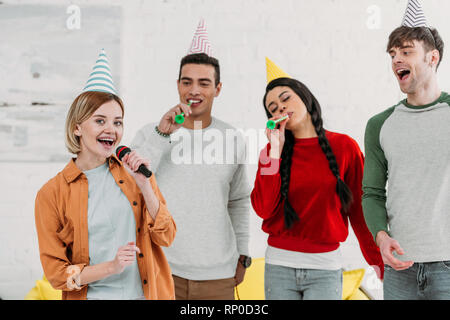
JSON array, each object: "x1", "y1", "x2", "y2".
[
  {"x1": 131, "y1": 117, "x2": 251, "y2": 280},
  {"x1": 362, "y1": 92, "x2": 450, "y2": 263}
]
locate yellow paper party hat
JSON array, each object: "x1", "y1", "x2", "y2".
[{"x1": 266, "y1": 57, "x2": 290, "y2": 84}]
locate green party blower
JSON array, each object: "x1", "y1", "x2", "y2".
[
  {"x1": 175, "y1": 101, "x2": 193, "y2": 124},
  {"x1": 267, "y1": 115, "x2": 289, "y2": 130}
]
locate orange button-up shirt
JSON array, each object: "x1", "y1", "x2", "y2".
[{"x1": 34, "y1": 155, "x2": 176, "y2": 300}]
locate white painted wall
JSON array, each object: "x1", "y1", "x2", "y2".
[{"x1": 0, "y1": 0, "x2": 449, "y2": 300}]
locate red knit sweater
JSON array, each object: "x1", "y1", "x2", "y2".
[{"x1": 251, "y1": 131, "x2": 383, "y2": 278}]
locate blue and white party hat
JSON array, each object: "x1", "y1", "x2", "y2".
[{"x1": 82, "y1": 49, "x2": 118, "y2": 95}]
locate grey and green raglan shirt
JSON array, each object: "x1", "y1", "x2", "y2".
[{"x1": 362, "y1": 92, "x2": 450, "y2": 263}]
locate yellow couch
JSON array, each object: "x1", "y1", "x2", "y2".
[{"x1": 25, "y1": 275, "x2": 62, "y2": 300}]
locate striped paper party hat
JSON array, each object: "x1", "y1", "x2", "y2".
[
  {"x1": 401, "y1": 0, "x2": 428, "y2": 27},
  {"x1": 82, "y1": 48, "x2": 118, "y2": 95},
  {"x1": 266, "y1": 57, "x2": 291, "y2": 84},
  {"x1": 187, "y1": 18, "x2": 214, "y2": 57}
]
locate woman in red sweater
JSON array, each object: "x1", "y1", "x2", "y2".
[{"x1": 251, "y1": 77, "x2": 383, "y2": 300}]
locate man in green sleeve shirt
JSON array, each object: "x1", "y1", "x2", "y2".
[{"x1": 362, "y1": 0, "x2": 450, "y2": 300}]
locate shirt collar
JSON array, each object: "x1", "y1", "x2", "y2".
[
  {"x1": 402, "y1": 92, "x2": 446, "y2": 110},
  {"x1": 62, "y1": 154, "x2": 122, "y2": 184}
]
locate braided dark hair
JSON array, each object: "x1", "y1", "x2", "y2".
[{"x1": 263, "y1": 78, "x2": 353, "y2": 229}]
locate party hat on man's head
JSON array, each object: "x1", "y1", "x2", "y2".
[
  {"x1": 187, "y1": 18, "x2": 214, "y2": 57},
  {"x1": 82, "y1": 48, "x2": 118, "y2": 95},
  {"x1": 401, "y1": 0, "x2": 428, "y2": 28},
  {"x1": 266, "y1": 57, "x2": 291, "y2": 84}
]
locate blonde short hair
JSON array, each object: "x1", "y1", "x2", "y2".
[{"x1": 65, "y1": 91, "x2": 124, "y2": 154}]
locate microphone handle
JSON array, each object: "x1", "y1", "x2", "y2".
[{"x1": 137, "y1": 164, "x2": 152, "y2": 178}]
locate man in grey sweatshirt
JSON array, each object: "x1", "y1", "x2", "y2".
[
  {"x1": 131, "y1": 53, "x2": 251, "y2": 300},
  {"x1": 362, "y1": 1, "x2": 450, "y2": 300}
]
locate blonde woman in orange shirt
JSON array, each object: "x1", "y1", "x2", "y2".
[{"x1": 34, "y1": 50, "x2": 176, "y2": 300}]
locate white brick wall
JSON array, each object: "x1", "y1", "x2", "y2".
[
  {"x1": 0, "y1": 162, "x2": 66, "y2": 300},
  {"x1": 1, "y1": 0, "x2": 449, "y2": 300}
]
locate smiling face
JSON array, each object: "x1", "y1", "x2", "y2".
[
  {"x1": 177, "y1": 63, "x2": 222, "y2": 118},
  {"x1": 74, "y1": 100, "x2": 124, "y2": 161},
  {"x1": 389, "y1": 40, "x2": 437, "y2": 94},
  {"x1": 265, "y1": 86, "x2": 309, "y2": 130}
]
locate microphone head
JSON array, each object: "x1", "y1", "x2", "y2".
[{"x1": 116, "y1": 146, "x2": 131, "y2": 160}]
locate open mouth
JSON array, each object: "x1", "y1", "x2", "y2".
[
  {"x1": 287, "y1": 112, "x2": 294, "y2": 118},
  {"x1": 97, "y1": 138, "x2": 115, "y2": 148},
  {"x1": 188, "y1": 99, "x2": 202, "y2": 107},
  {"x1": 396, "y1": 68, "x2": 411, "y2": 81}
]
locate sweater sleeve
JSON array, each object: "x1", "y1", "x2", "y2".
[
  {"x1": 130, "y1": 123, "x2": 172, "y2": 174},
  {"x1": 228, "y1": 132, "x2": 251, "y2": 256},
  {"x1": 228, "y1": 163, "x2": 251, "y2": 256},
  {"x1": 34, "y1": 185, "x2": 87, "y2": 291},
  {"x1": 250, "y1": 144, "x2": 283, "y2": 220},
  {"x1": 362, "y1": 108, "x2": 395, "y2": 241},
  {"x1": 344, "y1": 138, "x2": 384, "y2": 280}
]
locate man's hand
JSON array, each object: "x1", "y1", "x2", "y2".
[
  {"x1": 158, "y1": 103, "x2": 192, "y2": 135},
  {"x1": 234, "y1": 260, "x2": 246, "y2": 286},
  {"x1": 376, "y1": 231, "x2": 414, "y2": 271}
]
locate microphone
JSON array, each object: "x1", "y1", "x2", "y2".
[{"x1": 116, "y1": 146, "x2": 152, "y2": 178}]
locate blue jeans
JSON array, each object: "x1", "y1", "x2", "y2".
[
  {"x1": 384, "y1": 261, "x2": 450, "y2": 300},
  {"x1": 264, "y1": 263, "x2": 342, "y2": 300}
]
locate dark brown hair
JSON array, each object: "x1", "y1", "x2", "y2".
[
  {"x1": 387, "y1": 26, "x2": 444, "y2": 69},
  {"x1": 263, "y1": 78, "x2": 353, "y2": 229},
  {"x1": 178, "y1": 53, "x2": 221, "y2": 86}
]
